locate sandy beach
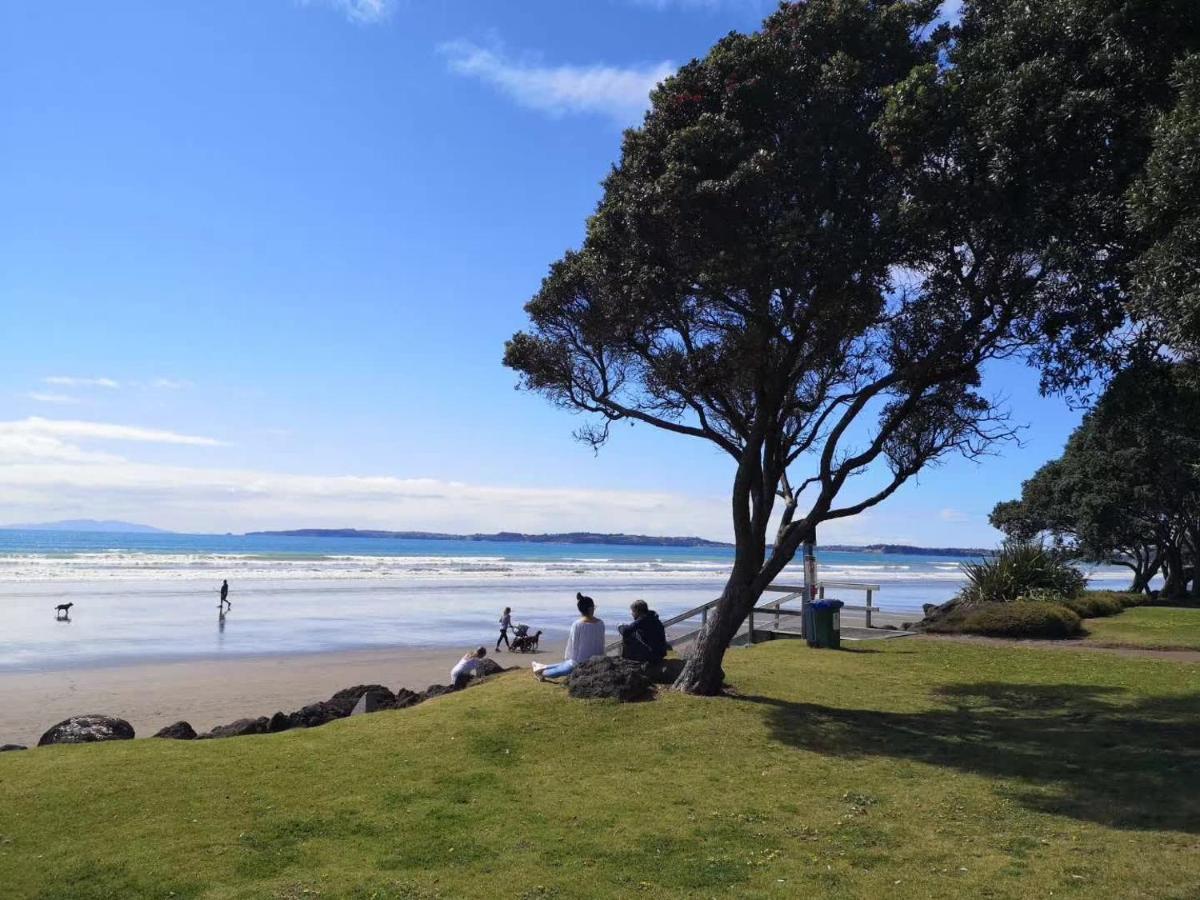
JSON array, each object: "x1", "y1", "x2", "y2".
[{"x1": 0, "y1": 641, "x2": 565, "y2": 748}]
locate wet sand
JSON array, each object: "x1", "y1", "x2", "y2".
[{"x1": 0, "y1": 641, "x2": 564, "y2": 748}]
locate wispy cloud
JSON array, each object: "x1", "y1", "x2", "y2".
[
  {"x1": 300, "y1": 0, "x2": 393, "y2": 24},
  {"x1": 24, "y1": 392, "x2": 80, "y2": 405},
  {"x1": 440, "y1": 39, "x2": 674, "y2": 125},
  {"x1": 939, "y1": 507, "x2": 970, "y2": 523},
  {"x1": 149, "y1": 378, "x2": 192, "y2": 390},
  {"x1": 44, "y1": 376, "x2": 120, "y2": 389},
  {"x1": 0, "y1": 418, "x2": 226, "y2": 449}
]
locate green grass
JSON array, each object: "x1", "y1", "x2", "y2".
[
  {"x1": 1085, "y1": 606, "x2": 1200, "y2": 651},
  {"x1": 2, "y1": 639, "x2": 1199, "y2": 899}
]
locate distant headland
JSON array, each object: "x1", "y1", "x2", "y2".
[
  {"x1": 248, "y1": 529, "x2": 990, "y2": 556},
  {"x1": 247, "y1": 529, "x2": 732, "y2": 548}
]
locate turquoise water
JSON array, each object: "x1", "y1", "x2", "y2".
[{"x1": 0, "y1": 530, "x2": 1133, "y2": 671}]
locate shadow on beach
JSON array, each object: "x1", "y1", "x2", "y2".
[{"x1": 739, "y1": 682, "x2": 1200, "y2": 833}]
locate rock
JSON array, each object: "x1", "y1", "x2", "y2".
[
  {"x1": 268, "y1": 711, "x2": 292, "y2": 733},
  {"x1": 287, "y1": 699, "x2": 354, "y2": 729},
  {"x1": 475, "y1": 658, "x2": 506, "y2": 677},
  {"x1": 38, "y1": 714, "x2": 135, "y2": 746},
  {"x1": 643, "y1": 657, "x2": 685, "y2": 685},
  {"x1": 200, "y1": 717, "x2": 269, "y2": 740},
  {"x1": 153, "y1": 721, "x2": 197, "y2": 740},
  {"x1": 351, "y1": 690, "x2": 394, "y2": 716},
  {"x1": 567, "y1": 657, "x2": 654, "y2": 702},
  {"x1": 922, "y1": 603, "x2": 940, "y2": 617},
  {"x1": 393, "y1": 688, "x2": 421, "y2": 709},
  {"x1": 331, "y1": 684, "x2": 397, "y2": 707},
  {"x1": 0, "y1": 744, "x2": 27, "y2": 752}
]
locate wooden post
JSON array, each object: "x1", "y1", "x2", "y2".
[
  {"x1": 701, "y1": 606, "x2": 708, "y2": 628},
  {"x1": 865, "y1": 589, "x2": 873, "y2": 629},
  {"x1": 818, "y1": 584, "x2": 826, "y2": 600}
]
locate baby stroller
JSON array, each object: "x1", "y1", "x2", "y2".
[{"x1": 509, "y1": 623, "x2": 542, "y2": 653}]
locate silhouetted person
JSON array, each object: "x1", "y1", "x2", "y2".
[
  {"x1": 219, "y1": 580, "x2": 231, "y2": 614},
  {"x1": 619, "y1": 599, "x2": 667, "y2": 664}
]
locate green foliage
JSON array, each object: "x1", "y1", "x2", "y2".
[
  {"x1": 1059, "y1": 593, "x2": 1127, "y2": 619},
  {"x1": 952, "y1": 602, "x2": 1083, "y2": 639},
  {"x1": 958, "y1": 541, "x2": 1087, "y2": 605}
]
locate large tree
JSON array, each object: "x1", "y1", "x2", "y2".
[
  {"x1": 504, "y1": 0, "x2": 1199, "y2": 694},
  {"x1": 993, "y1": 362, "x2": 1200, "y2": 598}
]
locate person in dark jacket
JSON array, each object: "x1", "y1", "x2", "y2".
[{"x1": 618, "y1": 599, "x2": 667, "y2": 663}]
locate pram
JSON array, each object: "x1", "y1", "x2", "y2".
[{"x1": 509, "y1": 623, "x2": 542, "y2": 653}]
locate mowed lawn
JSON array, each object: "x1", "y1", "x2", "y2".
[
  {"x1": 1, "y1": 638, "x2": 1198, "y2": 900},
  {"x1": 1085, "y1": 606, "x2": 1200, "y2": 651}
]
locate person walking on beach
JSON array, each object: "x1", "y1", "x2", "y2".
[
  {"x1": 450, "y1": 647, "x2": 488, "y2": 689},
  {"x1": 531, "y1": 592, "x2": 605, "y2": 682},
  {"x1": 219, "y1": 580, "x2": 231, "y2": 614},
  {"x1": 496, "y1": 607, "x2": 512, "y2": 651}
]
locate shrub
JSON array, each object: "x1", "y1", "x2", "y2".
[
  {"x1": 958, "y1": 541, "x2": 1086, "y2": 605},
  {"x1": 1059, "y1": 592, "x2": 1127, "y2": 619},
  {"x1": 955, "y1": 602, "x2": 1083, "y2": 639}
]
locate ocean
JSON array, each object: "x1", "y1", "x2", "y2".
[{"x1": 0, "y1": 530, "x2": 1135, "y2": 672}]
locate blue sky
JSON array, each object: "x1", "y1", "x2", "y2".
[{"x1": 0, "y1": 0, "x2": 1077, "y2": 544}]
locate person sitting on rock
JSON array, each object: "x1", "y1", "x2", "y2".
[
  {"x1": 617, "y1": 599, "x2": 667, "y2": 664},
  {"x1": 532, "y1": 592, "x2": 605, "y2": 682},
  {"x1": 450, "y1": 646, "x2": 488, "y2": 689}
]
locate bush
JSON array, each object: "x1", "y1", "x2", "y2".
[
  {"x1": 955, "y1": 602, "x2": 1083, "y2": 639},
  {"x1": 958, "y1": 541, "x2": 1086, "y2": 605},
  {"x1": 1059, "y1": 592, "x2": 1127, "y2": 619}
]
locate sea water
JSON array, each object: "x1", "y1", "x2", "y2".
[{"x1": 0, "y1": 530, "x2": 1134, "y2": 672}]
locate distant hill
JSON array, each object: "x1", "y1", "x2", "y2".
[
  {"x1": 248, "y1": 529, "x2": 732, "y2": 548},
  {"x1": 824, "y1": 543, "x2": 990, "y2": 558},
  {"x1": 247, "y1": 530, "x2": 990, "y2": 556},
  {"x1": 0, "y1": 519, "x2": 171, "y2": 534}
]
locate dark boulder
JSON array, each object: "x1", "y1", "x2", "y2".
[
  {"x1": 0, "y1": 744, "x2": 27, "y2": 752},
  {"x1": 200, "y1": 717, "x2": 269, "y2": 740},
  {"x1": 643, "y1": 657, "x2": 685, "y2": 685},
  {"x1": 567, "y1": 657, "x2": 654, "y2": 702},
  {"x1": 331, "y1": 684, "x2": 397, "y2": 707},
  {"x1": 38, "y1": 714, "x2": 135, "y2": 746},
  {"x1": 351, "y1": 690, "x2": 394, "y2": 716},
  {"x1": 287, "y1": 696, "x2": 357, "y2": 729},
  {"x1": 268, "y1": 711, "x2": 292, "y2": 733},
  {"x1": 475, "y1": 658, "x2": 506, "y2": 677},
  {"x1": 153, "y1": 721, "x2": 197, "y2": 740},
  {"x1": 394, "y1": 688, "x2": 421, "y2": 709}
]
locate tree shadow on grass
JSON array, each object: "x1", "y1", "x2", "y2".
[{"x1": 740, "y1": 683, "x2": 1200, "y2": 833}]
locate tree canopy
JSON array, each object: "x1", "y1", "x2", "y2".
[
  {"x1": 992, "y1": 362, "x2": 1200, "y2": 597},
  {"x1": 504, "y1": 0, "x2": 1200, "y2": 693}
]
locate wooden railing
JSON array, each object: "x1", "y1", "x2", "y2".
[{"x1": 604, "y1": 580, "x2": 885, "y2": 653}]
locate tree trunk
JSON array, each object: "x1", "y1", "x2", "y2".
[
  {"x1": 673, "y1": 577, "x2": 758, "y2": 695},
  {"x1": 1162, "y1": 545, "x2": 1187, "y2": 600}
]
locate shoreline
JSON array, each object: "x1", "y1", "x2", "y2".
[{"x1": 0, "y1": 640, "x2": 565, "y2": 749}]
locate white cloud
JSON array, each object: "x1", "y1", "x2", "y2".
[
  {"x1": 44, "y1": 376, "x2": 120, "y2": 389},
  {"x1": 301, "y1": 0, "x2": 392, "y2": 24},
  {"x1": 149, "y1": 378, "x2": 192, "y2": 390},
  {"x1": 939, "y1": 507, "x2": 970, "y2": 523},
  {"x1": 440, "y1": 39, "x2": 675, "y2": 125},
  {"x1": 24, "y1": 392, "x2": 80, "y2": 405},
  {"x1": 0, "y1": 418, "x2": 226, "y2": 449}
]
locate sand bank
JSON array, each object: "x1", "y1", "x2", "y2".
[{"x1": 0, "y1": 641, "x2": 564, "y2": 748}]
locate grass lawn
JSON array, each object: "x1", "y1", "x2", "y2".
[
  {"x1": 1, "y1": 639, "x2": 1198, "y2": 899},
  {"x1": 1085, "y1": 606, "x2": 1200, "y2": 651}
]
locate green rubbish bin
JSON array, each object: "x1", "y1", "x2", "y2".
[{"x1": 807, "y1": 599, "x2": 844, "y2": 649}]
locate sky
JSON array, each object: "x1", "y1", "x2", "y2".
[{"x1": 0, "y1": 0, "x2": 1080, "y2": 546}]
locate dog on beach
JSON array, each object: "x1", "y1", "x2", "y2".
[
  {"x1": 54, "y1": 602, "x2": 74, "y2": 619},
  {"x1": 511, "y1": 630, "x2": 542, "y2": 653}
]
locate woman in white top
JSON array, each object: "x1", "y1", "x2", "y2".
[{"x1": 532, "y1": 592, "x2": 605, "y2": 681}]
